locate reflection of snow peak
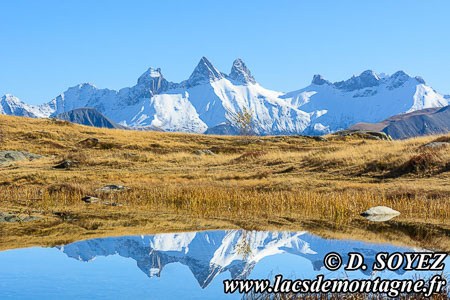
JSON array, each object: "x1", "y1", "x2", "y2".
[{"x1": 57, "y1": 230, "x2": 413, "y2": 288}]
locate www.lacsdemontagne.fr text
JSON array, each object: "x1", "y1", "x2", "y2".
[{"x1": 223, "y1": 274, "x2": 447, "y2": 297}]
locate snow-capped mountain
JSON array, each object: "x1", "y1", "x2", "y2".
[
  {"x1": 40, "y1": 57, "x2": 312, "y2": 134},
  {"x1": 283, "y1": 70, "x2": 448, "y2": 134},
  {"x1": 1, "y1": 58, "x2": 448, "y2": 135},
  {"x1": 57, "y1": 230, "x2": 411, "y2": 289},
  {"x1": 0, "y1": 94, "x2": 50, "y2": 118}
]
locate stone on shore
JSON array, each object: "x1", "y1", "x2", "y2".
[{"x1": 360, "y1": 206, "x2": 400, "y2": 222}]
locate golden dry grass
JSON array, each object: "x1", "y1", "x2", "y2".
[{"x1": 0, "y1": 115, "x2": 449, "y2": 251}]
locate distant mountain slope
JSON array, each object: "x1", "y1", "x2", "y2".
[
  {"x1": 1, "y1": 58, "x2": 448, "y2": 135},
  {"x1": 54, "y1": 107, "x2": 164, "y2": 131},
  {"x1": 348, "y1": 105, "x2": 450, "y2": 139},
  {"x1": 54, "y1": 107, "x2": 127, "y2": 129}
]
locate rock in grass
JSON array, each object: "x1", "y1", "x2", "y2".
[
  {"x1": 421, "y1": 142, "x2": 450, "y2": 148},
  {"x1": 77, "y1": 138, "x2": 99, "y2": 148},
  {"x1": 53, "y1": 160, "x2": 79, "y2": 169},
  {"x1": 336, "y1": 130, "x2": 392, "y2": 141},
  {"x1": 0, "y1": 212, "x2": 41, "y2": 223},
  {"x1": 302, "y1": 135, "x2": 329, "y2": 142},
  {"x1": 192, "y1": 149, "x2": 216, "y2": 156},
  {"x1": 361, "y1": 206, "x2": 400, "y2": 222},
  {"x1": 0, "y1": 151, "x2": 43, "y2": 166},
  {"x1": 81, "y1": 195, "x2": 100, "y2": 203},
  {"x1": 95, "y1": 185, "x2": 130, "y2": 193},
  {"x1": 101, "y1": 202, "x2": 123, "y2": 207}
]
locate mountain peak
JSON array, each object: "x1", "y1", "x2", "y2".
[
  {"x1": 359, "y1": 70, "x2": 380, "y2": 81},
  {"x1": 391, "y1": 70, "x2": 408, "y2": 77},
  {"x1": 137, "y1": 67, "x2": 163, "y2": 84},
  {"x1": 0, "y1": 94, "x2": 46, "y2": 118},
  {"x1": 135, "y1": 67, "x2": 169, "y2": 97},
  {"x1": 386, "y1": 70, "x2": 414, "y2": 89},
  {"x1": 229, "y1": 58, "x2": 256, "y2": 84},
  {"x1": 75, "y1": 83, "x2": 97, "y2": 90},
  {"x1": 187, "y1": 57, "x2": 224, "y2": 87},
  {"x1": 2, "y1": 93, "x2": 16, "y2": 99},
  {"x1": 311, "y1": 75, "x2": 330, "y2": 85},
  {"x1": 1, "y1": 94, "x2": 23, "y2": 104},
  {"x1": 334, "y1": 70, "x2": 380, "y2": 91}
]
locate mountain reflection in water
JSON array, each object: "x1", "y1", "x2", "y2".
[
  {"x1": 58, "y1": 230, "x2": 430, "y2": 288},
  {"x1": 1, "y1": 230, "x2": 448, "y2": 300}
]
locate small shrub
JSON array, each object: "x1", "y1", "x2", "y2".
[
  {"x1": 45, "y1": 183, "x2": 87, "y2": 196},
  {"x1": 404, "y1": 151, "x2": 441, "y2": 173},
  {"x1": 386, "y1": 150, "x2": 443, "y2": 177},
  {"x1": 228, "y1": 106, "x2": 257, "y2": 136}
]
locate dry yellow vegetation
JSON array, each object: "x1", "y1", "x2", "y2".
[{"x1": 0, "y1": 114, "x2": 449, "y2": 251}]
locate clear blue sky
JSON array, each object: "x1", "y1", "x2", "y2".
[{"x1": 1, "y1": 0, "x2": 449, "y2": 105}]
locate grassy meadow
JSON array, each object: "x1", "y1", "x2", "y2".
[{"x1": 0, "y1": 115, "x2": 449, "y2": 251}]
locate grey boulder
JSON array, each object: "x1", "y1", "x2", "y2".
[
  {"x1": 95, "y1": 185, "x2": 130, "y2": 193},
  {"x1": 0, "y1": 151, "x2": 43, "y2": 166},
  {"x1": 0, "y1": 212, "x2": 41, "y2": 223}
]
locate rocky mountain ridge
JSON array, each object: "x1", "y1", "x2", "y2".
[{"x1": 1, "y1": 57, "x2": 448, "y2": 135}]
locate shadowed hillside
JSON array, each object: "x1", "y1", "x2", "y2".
[{"x1": 349, "y1": 105, "x2": 450, "y2": 139}]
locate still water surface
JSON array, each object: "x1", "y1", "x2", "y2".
[{"x1": 0, "y1": 230, "x2": 448, "y2": 299}]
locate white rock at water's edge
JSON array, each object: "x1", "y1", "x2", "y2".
[
  {"x1": 360, "y1": 206, "x2": 400, "y2": 222},
  {"x1": 361, "y1": 205, "x2": 399, "y2": 216},
  {"x1": 361, "y1": 206, "x2": 400, "y2": 216}
]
